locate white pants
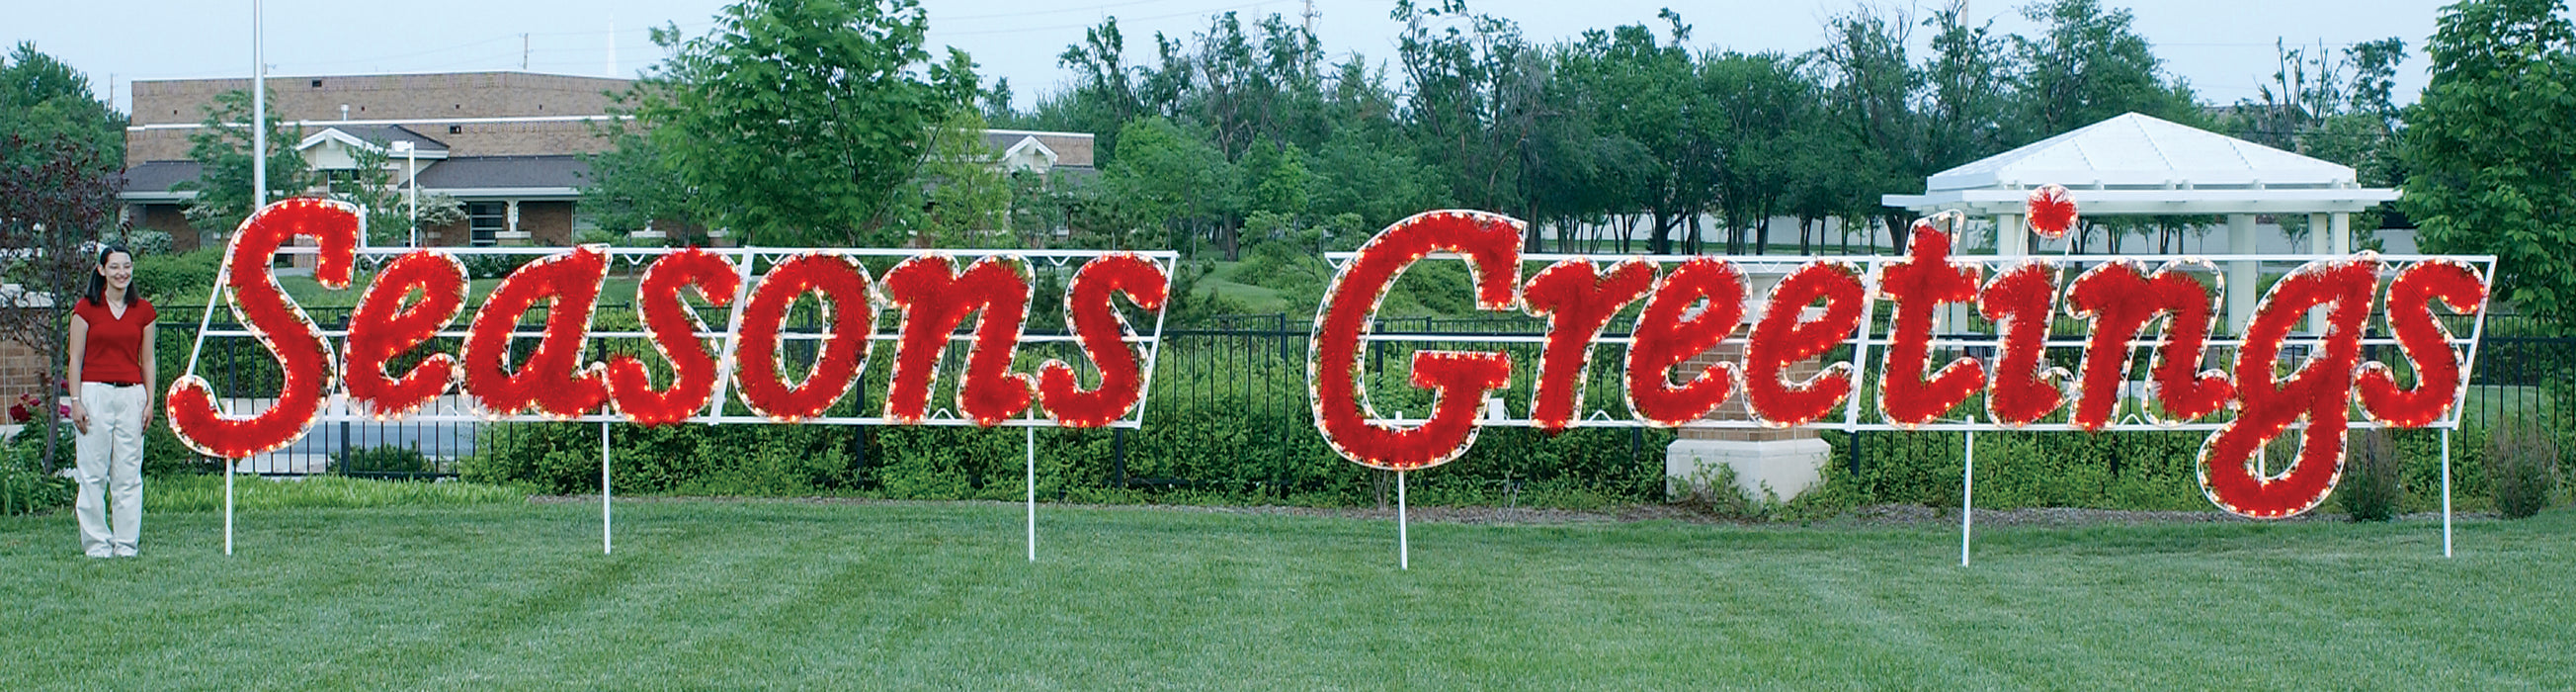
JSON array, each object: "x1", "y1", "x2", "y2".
[{"x1": 74, "y1": 382, "x2": 146, "y2": 557}]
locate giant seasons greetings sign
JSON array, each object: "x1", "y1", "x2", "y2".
[
  {"x1": 165, "y1": 199, "x2": 1177, "y2": 467},
  {"x1": 1311, "y1": 195, "x2": 2494, "y2": 521}
]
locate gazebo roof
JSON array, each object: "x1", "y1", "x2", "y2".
[{"x1": 1883, "y1": 112, "x2": 2398, "y2": 215}]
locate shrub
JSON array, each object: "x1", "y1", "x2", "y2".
[
  {"x1": 2340, "y1": 428, "x2": 2403, "y2": 522},
  {"x1": 132, "y1": 247, "x2": 221, "y2": 304},
  {"x1": 330, "y1": 444, "x2": 439, "y2": 476},
  {"x1": 2, "y1": 424, "x2": 76, "y2": 515},
  {"x1": 142, "y1": 422, "x2": 217, "y2": 477},
  {"x1": 2487, "y1": 419, "x2": 2558, "y2": 519}
]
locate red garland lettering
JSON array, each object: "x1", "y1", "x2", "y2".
[
  {"x1": 2026, "y1": 184, "x2": 2078, "y2": 239},
  {"x1": 1309, "y1": 211, "x2": 1523, "y2": 471},
  {"x1": 1622, "y1": 258, "x2": 1746, "y2": 427},
  {"x1": 1876, "y1": 221, "x2": 1986, "y2": 427},
  {"x1": 1741, "y1": 261, "x2": 1868, "y2": 426},
  {"x1": 2196, "y1": 257, "x2": 2378, "y2": 518},
  {"x1": 881, "y1": 255, "x2": 1038, "y2": 426},
  {"x1": 2062, "y1": 260, "x2": 2233, "y2": 429},
  {"x1": 609, "y1": 248, "x2": 742, "y2": 426},
  {"x1": 1980, "y1": 261, "x2": 2065, "y2": 426},
  {"x1": 165, "y1": 198, "x2": 360, "y2": 458},
  {"x1": 732, "y1": 253, "x2": 873, "y2": 422},
  {"x1": 2358, "y1": 260, "x2": 2486, "y2": 428},
  {"x1": 461, "y1": 245, "x2": 613, "y2": 418},
  {"x1": 1039, "y1": 253, "x2": 1171, "y2": 428},
  {"x1": 176, "y1": 199, "x2": 2497, "y2": 521},
  {"x1": 344, "y1": 250, "x2": 468, "y2": 419},
  {"x1": 1523, "y1": 258, "x2": 1655, "y2": 431}
]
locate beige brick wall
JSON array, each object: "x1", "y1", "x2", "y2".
[
  {"x1": 522, "y1": 202, "x2": 576, "y2": 246},
  {"x1": 136, "y1": 204, "x2": 200, "y2": 251},
  {"x1": 1674, "y1": 342, "x2": 1823, "y2": 443},
  {"x1": 1, "y1": 337, "x2": 49, "y2": 400},
  {"x1": 126, "y1": 71, "x2": 632, "y2": 166}
]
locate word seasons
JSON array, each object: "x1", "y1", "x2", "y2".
[
  {"x1": 166, "y1": 200, "x2": 1170, "y2": 460},
  {"x1": 1309, "y1": 208, "x2": 2488, "y2": 519}
]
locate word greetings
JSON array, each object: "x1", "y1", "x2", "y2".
[
  {"x1": 1308, "y1": 210, "x2": 2490, "y2": 519},
  {"x1": 166, "y1": 200, "x2": 1170, "y2": 460}
]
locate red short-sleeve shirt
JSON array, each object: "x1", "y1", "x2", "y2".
[{"x1": 73, "y1": 297, "x2": 157, "y2": 385}]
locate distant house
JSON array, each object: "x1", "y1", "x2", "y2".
[
  {"x1": 119, "y1": 71, "x2": 630, "y2": 250},
  {"x1": 116, "y1": 70, "x2": 1099, "y2": 250},
  {"x1": 981, "y1": 129, "x2": 1097, "y2": 177}
]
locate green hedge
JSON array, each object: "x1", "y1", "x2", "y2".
[
  {"x1": 461, "y1": 340, "x2": 1672, "y2": 507},
  {"x1": 1809, "y1": 426, "x2": 2496, "y2": 515}
]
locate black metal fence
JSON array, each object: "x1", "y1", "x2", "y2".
[{"x1": 157, "y1": 303, "x2": 2571, "y2": 502}]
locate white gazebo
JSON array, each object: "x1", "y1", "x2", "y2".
[{"x1": 1882, "y1": 112, "x2": 2400, "y2": 330}]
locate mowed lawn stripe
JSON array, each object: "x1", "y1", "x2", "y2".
[{"x1": 3, "y1": 500, "x2": 2570, "y2": 689}]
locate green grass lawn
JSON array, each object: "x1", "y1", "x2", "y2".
[{"x1": 5, "y1": 494, "x2": 2571, "y2": 689}]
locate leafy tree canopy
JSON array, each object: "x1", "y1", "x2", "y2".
[
  {"x1": 624, "y1": 0, "x2": 980, "y2": 246},
  {"x1": 2405, "y1": 0, "x2": 2576, "y2": 324}
]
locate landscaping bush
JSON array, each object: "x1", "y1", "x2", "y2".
[
  {"x1": 2, "y1": 424, "x2": 75, "y2": 515},
  {"x1": 330, "y1": 444, "x2": 439, "y2": 476},
  {"x1": 1817, "y1": 428, "x2": 2211, "y2": 512},
  {"x1": 2487, "y1": 419, "x2": 2559, "y2": 519},
  {"x1": 2340, "y1": 428, "x2": 2403, "y2": 522}
]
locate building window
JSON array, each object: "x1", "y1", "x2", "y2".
[
  {"x1": 467, "y1": 202, "x2": 506, "y2": 247},
  {"x1": 323, "y1": 169, "x2": 360, "y2": 195}
]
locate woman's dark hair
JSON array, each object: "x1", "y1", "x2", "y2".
[{"x1": 85, "y1": 242, "x2": 136, "y2": 309}]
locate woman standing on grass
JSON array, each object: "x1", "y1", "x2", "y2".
[{"x1": 66, "y1": 243, "x2": 155, "y2": 559}]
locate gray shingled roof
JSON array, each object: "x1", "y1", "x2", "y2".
[
  {"x1": 410, "y1": 155, "x2": 588, "y2": 190},
  {"x1": 116, "y1": 160, "x2": 203, "y2": 194}
]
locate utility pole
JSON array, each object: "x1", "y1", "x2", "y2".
[
  {"x1": 522, "y1": 33, "x2": 531, "y2": 70},
  {"x1": 252, "y1": 0, "x2": 266, "y2": 208}
]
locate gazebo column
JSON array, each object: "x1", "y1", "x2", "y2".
[
  {"x1": 2331, "y1": 212, "x2": 2351, "y2": 255},
  {"x1": 1997, "y1": 213, "x2": 2027, "y2": 256},
  {"x1": 2306, "y1": 213, "x2": 2332, "y2": 333},
  {"x1": 2227, "y1": 214, "x2": 2257, "y2": 335},
  {"x1": 2307, "y1": 213, "x2": 2331, "y2": 254}
]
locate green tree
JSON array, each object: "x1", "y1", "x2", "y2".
[
  {"x1": 1102, "y1": 117, "x2": 1237, "y2": 256},
  {"x1": 579, "y1": 130, "x2": 706, "y2": 243},
  {"x1": 0, "y1": 133, "x2": 123, "y2": 473},
  {"x1": 332, "y1": 145, "x2": 465, "y2": 246},
  {"x1": 2405, "y1": 0, "x2": 2576, "y2": 325},
  {"x1": 2010, "y1": 0, "x2": 2201, "y2": 141},
  {"x1": 176, "y1": 89, "x2": 315, "y2": 236},
  {"x1": 623, "y1": 0, "x2": 979, "y2": 246},
  {"x1": 1815, "y1": 6, "x2": 1924, "y2": 252},
  {"x1": 0, "y1": 43, "x2": 125, "y2": 169},
  {"x1": 882, "y1": 109, "x2": 1012, "y2": 248},
  {"x1": 1702, "y1": 50, "x2": 1815, "y2": 255}
]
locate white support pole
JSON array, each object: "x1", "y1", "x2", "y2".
[
  {"x1": 1960, "y1": 430, "x2": 1975, "y2": 567},
  {"x1": 1026, "y1": 424, "x2": 1038, "y2": 563},
  {"x1": 602, "y1": 422, "x2": 613, "y2": 555},
  {"x1": 223, "y1": 461, "x2": 234, "y2": 556},
  {"x1": 2442, "y1": 427, "x2": 2453, "y2": 558},
  {"x1": 1397, "y1": 470, "x2": 1410, "y2": 570}
]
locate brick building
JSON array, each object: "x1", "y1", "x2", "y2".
[
  {"x1": 117, "y1": 70, "x2": 1097, "y2": 250},
  {"x1": 120, "y1": 71, "x2": 631, "y2": 250}
]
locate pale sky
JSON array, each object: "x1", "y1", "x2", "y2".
[{"x1": 7, "y1": 0, "x2": 2445, "y2": 115}]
